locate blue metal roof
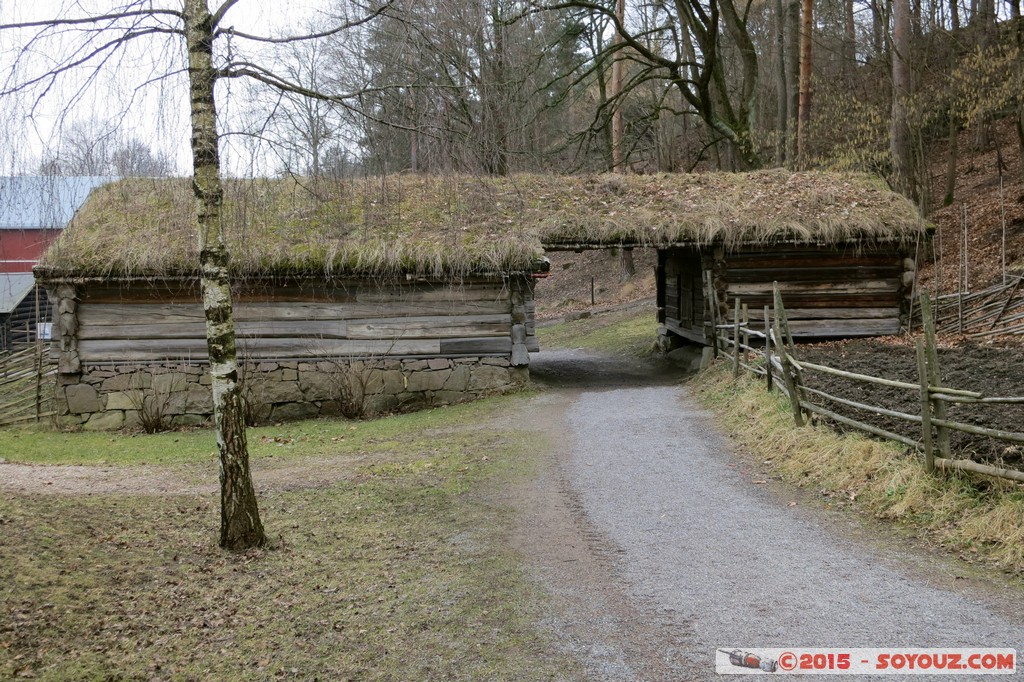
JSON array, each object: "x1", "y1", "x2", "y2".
[
  {"x1": 0, "y1": 176, "x2": 115, "y2": 229},
  {"x1": 0, "y1": 273, "x2": 36, "y2": 314}
]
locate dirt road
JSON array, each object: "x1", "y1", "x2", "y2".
[{"x1": 520, "y1": 349, "x2": 1024, "y2": 681}]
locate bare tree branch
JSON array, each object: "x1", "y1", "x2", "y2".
[
  {"x1": 210, "y1": 0, "x2": 241, "y2": 29},
  {"x1": 1, "y1": 27, "x2": 183, "y2": 98},
  {"x1": 215, "y1": 1, "x2": 395, "y2": 43},
  {"x1": 0, "y1": 9, "x2": 182, "y2": 30}
]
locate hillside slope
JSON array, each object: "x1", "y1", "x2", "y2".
[{"x1": 922, "y1": 117, "x2": 1024, "y2": 294}]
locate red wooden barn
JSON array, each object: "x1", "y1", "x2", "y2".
[{"x1": 1, "y1": 176, "x2": 112, "y2": 349}]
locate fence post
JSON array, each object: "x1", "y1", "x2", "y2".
[
  {"x1": 773, "y1": 304, "x2": 804, "y2": 427},
  {"x1": 920, "y1": 293, "x2": 950, "y2": 459},
  {"x1": 774, "y1": 283, "x2": 806, "y2": 424},
  {"x1": 773, "y1": 282, "x2": 798, "y2": 353},
  {"x1": 742, "y1": 303, "x2": 750, "y2": 367},
  {"x1": 732, "y1": 297, "x2": 741, "y2": 377},
  {"x1": 915, "y1": 338, "x2": 935, "y2": 473},
  {"x1": 706, "y1": 270, "x2": 719, "y2": 358},
  {"x1": 34, "y1": 284, "x2": 41, "y2": 423},
  {"x1": 763, "y1": 305, "x2": 773, "y2": 392}
]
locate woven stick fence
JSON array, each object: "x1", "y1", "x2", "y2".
[
  {"x1": 0, "y1": 334, "x2": 55, "y2": 427},
  {"x1": 914, "y1": 275, "x2": 1024, "y2": 337}
]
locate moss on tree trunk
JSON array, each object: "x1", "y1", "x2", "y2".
[{"x1": 185, "y1": 0, "x2": 265, "y2": 551}]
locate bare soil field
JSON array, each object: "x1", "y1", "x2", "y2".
[{"x1": 798, "y1": 336, "x2": 1024, "y2": 467}]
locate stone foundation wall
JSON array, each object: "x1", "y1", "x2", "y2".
[{"x1": 56, "y1": 357, "x2": 527, "y2": 431}]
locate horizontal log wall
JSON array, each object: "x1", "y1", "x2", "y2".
[
  {"x1": 660, "y1": 245, "x2": 913, "y2": 343},
  {"x1": 59, "y1": 278, "x2": 538, "y2": 364},
  {"x1": 722, "y1": 247, "x2": 910, "y2": 337}
]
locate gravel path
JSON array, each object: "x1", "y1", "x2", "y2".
[{"x1": 524, "y1": 350, "x2": 1024, "y2": 681}]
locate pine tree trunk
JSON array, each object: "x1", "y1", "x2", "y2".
[{"x1": 184, "y1": 0, "x2": 266, "y2": 552}]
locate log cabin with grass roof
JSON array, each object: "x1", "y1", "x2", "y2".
[
  {"x1": 35, "y1": 170, "x2": 927, "y2": 429},
  {"x1": 536, "y1": 170, "x2": 928, "y2": 345}
]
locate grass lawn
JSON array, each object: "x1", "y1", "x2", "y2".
[
  {"x1": 0, "y1": 396, "x2": 578, "y2": 681},
  {"x1": 0, "y1": 395, "x2": 526, "y2": 467},
  {"x1": 537, "y1": 306, "x2": 657, "y2": 358}
]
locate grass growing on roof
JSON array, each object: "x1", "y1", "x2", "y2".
[
  {"x1": 0, "y1": 396, "x2": 579, "y2": 681},
  {"x1": 692, "y1": 362, "x2": 1024, "y2": 574},
  {"x1": 39, "y1": 170, "x2": 927, "y2": 279}
]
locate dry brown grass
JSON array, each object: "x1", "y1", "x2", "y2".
[
  {"x1": 693, "y1": 362, "x2": 1024, "y2": 573},
  {"x1": 38, "y1": 170, "x2": 927, "y2": 279}
]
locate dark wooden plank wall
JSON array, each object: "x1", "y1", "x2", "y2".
[
  {"x1": 662, "y1": 249, "x2": 706, "y2": 343},
  {"x1": 662, "y1": 245, "x2": 912, "y2": 342},
  {"x1": 69, "y1": 279, "x2": 538, "y2": 363},
  {"x1": 722, "y1": 247, "x2": 908, "y2": 337}
]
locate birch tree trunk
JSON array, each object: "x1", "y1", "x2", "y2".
[{"x1": 184, "y1": 0, "x2": 266, "y2": 551}]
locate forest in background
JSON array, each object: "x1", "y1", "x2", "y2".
[
  {"x1": 315, "y1": 0, "x2": 1023, "y2": 207},
  {"x1": 11, "y1": 0, "x2": 1024, "y2": 292}
]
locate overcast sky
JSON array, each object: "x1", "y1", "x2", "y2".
[{"x1": 0, "y1": 0, "x2": 330, "y2": 176}]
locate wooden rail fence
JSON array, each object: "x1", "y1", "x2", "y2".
[{"x1": 717, "y1": 285, "x2": 1024, "y2": 485}]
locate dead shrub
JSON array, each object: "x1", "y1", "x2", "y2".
[{"x1": 131, "y1": 391, "x2": 171, "y2": 434}]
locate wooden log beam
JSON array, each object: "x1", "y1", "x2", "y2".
[
  {"x1": 935, "y1": 457, "x2": 1024, "y2": 483},
  {"x1": 798, "y1": 383, "x2": 923, "y2": 424},
  {"x1": 800, "y1": 400, "x2": 921, "y2": 448},
  {"x1": 929, "y1": 417, "x2": 1024, "y2": 444},
  {"x1": 796, "y1": 360, "x2": 921, "y2": 391},
  {"x1": 931, "y1": 394, "x2": 1024, "y2": 404}
]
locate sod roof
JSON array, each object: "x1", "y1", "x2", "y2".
[{"x1": 37, "y1": 170, "x2": 927, "y2": 279}]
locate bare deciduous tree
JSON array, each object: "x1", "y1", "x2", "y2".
[
  {"x1": 1, "y1": 0, "x2": 391, "y2": 550},
  {"x1": 537, "y1": 0, "x2": 764, "y2": 168},
  {"x1": 37, "y1": 118, "x2": 175, "y2": 177}
]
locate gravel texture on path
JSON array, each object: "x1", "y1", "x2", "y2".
[{"x1": 525, "y1": 349, "x2": 1024, "y2": 681}]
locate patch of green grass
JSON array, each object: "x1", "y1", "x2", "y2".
[
  {"x1": 692, "y1": 361, "x2": 1024, "y2": 574},
  {"x1": 0, "y1": 392, "x2": 535, "y2": 466},
  {"x1": 0, "y1": 405, "x2": 578, "y2": 681},
  {"x1": 538, "y1": 307, "x2": 657, "y2": 358}
]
